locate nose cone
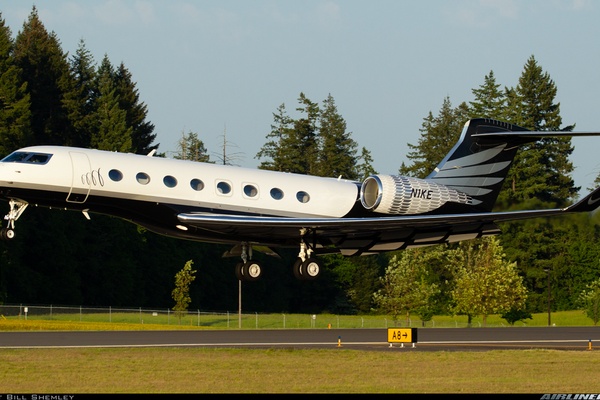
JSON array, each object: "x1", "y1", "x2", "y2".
[{"x1": 0, "y1": 161, "x2": 19, "y2": 181}]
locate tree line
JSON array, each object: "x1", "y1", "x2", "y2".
[{"x1": 0, "y1": 7, "x2": 599, "y2": 321}]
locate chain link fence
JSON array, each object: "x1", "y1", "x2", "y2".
[{"x1": 0, "y1": 303, "x2": 478, "y2": 329}]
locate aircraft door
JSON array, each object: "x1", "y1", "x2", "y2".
[{"x1": 67, "y1": 151, "x2": 91, "y2": 203}]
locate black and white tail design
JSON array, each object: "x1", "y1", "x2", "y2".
[{"x1": 427, "y1": 118, "x2": 533, "y2": 212}]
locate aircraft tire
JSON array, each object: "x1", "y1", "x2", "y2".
[
  {"x1": 234, "y1": 262, "x2": 245, "y2": 281},
  {"x1": 301, "y1": 258, "x2": 320, "y2": 280},
  {"x1": 1, "y1": 228, "x2": 14, "y2": 240},
  {"x1": 292, "y1": 258, "x2": 304, "y2": 279},
  {"x1": 242, "y1": 261, "x2": 262, "y2": 281}
]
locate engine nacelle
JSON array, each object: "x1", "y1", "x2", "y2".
[{"x1": 359, "y1": 174, "x2": 472, "y2": 215}]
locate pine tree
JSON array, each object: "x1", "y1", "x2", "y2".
[
  {"x1": 174, "y1": 130, "x2": 211, "y2": 162},
  {"x1": 317, "y1": 93, "x2": 358, "y2": 179},
  {"x1": 114, "y1": 62, "x2": 157, "y2": 154},
  {"x1": 64, "y1": 39, "x2": 97, "y2": 148},
  {"x1": 399, "y1": 97, "x2": 469, "y2": 178},
  {"x1": 498, "y1": 55, "x2": 577, "y2": 209},
  {"x1": 495, "y1": 56, "x2": 581, "y2": 313},
  {"x1": 256, "y1": 103, "x2": 293, "y2": 171},
  {"x1": 468, "y1": 70, "x2": 506, "y2": 120},
  {"x1": 355, "y1": 146, "x2": 377, "y2": 181},
  {"x1": 289, "y1": 92, "x2": 320, "y2": 175},
  {"x1": 13, "y1": 6, "x2": 75, "y2": 146},
  {"x1": 258, "y1": 93, "x2": 320, "y2": 174},
  {"x1": 0, "y1": 13, "x2": 31, "y2": 154},
  {"x1": 92, "y1": 55, "x2": 132, "y2": 151}
]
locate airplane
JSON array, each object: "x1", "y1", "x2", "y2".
[{"x1": 0, "y1": 118, "x2": 599, "y2": 282}]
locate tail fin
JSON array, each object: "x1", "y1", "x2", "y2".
[{"x1": 426, "y1": 118, "x2": 533, "y2": 212}]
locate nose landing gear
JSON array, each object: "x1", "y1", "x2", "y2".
[{"x1": 1, "y1": 199, "x2": 28, "y2": 240}]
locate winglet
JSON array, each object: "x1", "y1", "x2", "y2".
[{"x1": 566, "y1": 187, "x2": 600, "y2": 213}]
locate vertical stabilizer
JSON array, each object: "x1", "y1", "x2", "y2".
[{"x1": 427, "y1": 118, "x2": 532, "y2": 211}]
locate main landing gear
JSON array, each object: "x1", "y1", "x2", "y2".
[
  {"x1": 1, "y1": 199, "x2": 28, "y2": 240},
  {"x1": 233, "y1": 230, "x2": 322, "y2": 282},
  {"x1": 292, "y1": 239, "x2": 321, "y2": 281},
  {"x1": 234, "y1": 243, "x2": 263, "y2": 282}
]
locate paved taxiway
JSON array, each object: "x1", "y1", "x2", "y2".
[{"x1": 0, "y1": 327, "x2": 598, "y2": 351}]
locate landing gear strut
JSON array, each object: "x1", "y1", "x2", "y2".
[
  {"x1": 1, "y1": 199, "x2": 28, "y2": 240},
  {"x1": 229, "y1": 230, "x2": 323, "y2": 281}
]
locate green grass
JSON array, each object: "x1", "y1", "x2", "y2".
[
  {"x1": 0, "y1": 347, "x2": 598, "y2": 393},
  {"x1": 1, "y1": 309, "x2": 595, "y2": 331},
  {"x1": 0, "y1": 310, "x2": 598, "y2": 393}
]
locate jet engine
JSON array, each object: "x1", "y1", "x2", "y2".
[{"x1": 359, "y1": 174, "x2": 472, "y2": 215}]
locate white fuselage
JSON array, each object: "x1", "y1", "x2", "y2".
[{"x1": 0, "y1": 146, "x2": 361, "y2": 219}]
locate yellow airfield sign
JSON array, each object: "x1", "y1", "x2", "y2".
[{"x1": 387, "y1": 328, "x2": 418, "y2": 343}]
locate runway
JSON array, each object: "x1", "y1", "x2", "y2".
[{"x1": 1, "y1": 326, "x2": 599, "y2": 351}]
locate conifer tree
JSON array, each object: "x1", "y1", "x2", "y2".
[
  {"x1": 257, "y1": 93, "x2": 320, "y2": 174},
  {"x1": 355, "y1": 146, "x2": 377, "y2": 181},
  {"x1": 65, "y1": 39, "x2": 97, "y2": 148},
  {"x1": 92, "y1": 55, "x2": 132, "y2": 152},
  {"x1": 317, "y1": 94, "x2": 358, "y2": 179},
  {"x1": 468, "y1": 70, "x2": 506, "y2": 120},
  {"x1": 256, "y1": 103, "x2": 293, "y2": 171},
  {"x1": 399, "y1": 97, "x2": 469, "y2": 178},
  {"x1": 494, "y1": 57, "x2": 581, "y2": 312},
  {"x1": 174, "y1": 130, "x2": 211, "y2": 162},
  {"x1": 13, "y1": 6, "x2": 75, "y2": 146},
  {"x1": 114, "y1": 62, "x2": 157, "y2": 154},
  {"x1": 289, "y1": 92, "x2": 320, "y2": 175},
  {"x1": 0, "y1": 14, "x2": 31, "y2": 154},
  {"x1": 498, "y1": 55, "x2": 576, "y2": 209}
]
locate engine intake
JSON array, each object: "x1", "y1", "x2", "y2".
[{"x1": 360, "y1": 175, "x2": 472, "y2": 215}]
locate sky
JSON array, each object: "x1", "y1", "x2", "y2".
[{"x1": 2, "y1": 0, "x2": 600, "y2": 196}]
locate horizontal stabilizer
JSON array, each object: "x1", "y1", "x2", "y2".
[{"x1": 565, "y1": 186, "x2": 600, "y2": 213}]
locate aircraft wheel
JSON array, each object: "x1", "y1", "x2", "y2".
[
  {"x1": 243, "y1": 261, "x2": 262, "y2": 281},
  {"x1": 234, "y1": 262, "x2": 245, "y2": 281},
  {"x1": 292, "y1": 258, "x2": 304, "y2": 279},
  {"x1": 292, "y1": 257, "x2": 321, "y2": 280},
  {"x1": 301, "y1": 258, "x2": 321, "y2": 280},
  {"x1": 1, "y1": 228, "x2": 15, "y2": 240}
]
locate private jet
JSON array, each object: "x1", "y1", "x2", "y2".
[{"x1": 0, "y1": 118, "x2": 599, "y2": 281}]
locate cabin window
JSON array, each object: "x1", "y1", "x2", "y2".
[
  {"x1": 136, "y1": 172, "x2": 151, "y2": 185},
  {"x1": 270, "y1": 188, "x2": 284, "y2": 200},
  {"x1": 243, "y1": 184, "x2": 258, "y2": 198},
  {"x1": 296, "y1": 191, "x2": 310, "y2": 203},
  {"x1": 216, "y1": 181, "x2": 232, "y2": 195},
  {"x1": 108, "y1": 169, "x2": 123, "y2": 182},
  {"x1": 190, "y1": 179, "x2": 204, "y2": 191},
  {"x1": 163, "y1": 175, "x2": 177, "y2": 188},
  {"x1": 1, "y1": 152, "x2": 52, "y2": 165}
]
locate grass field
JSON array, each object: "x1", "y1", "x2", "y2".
[
  {"x1": 0, "y1": 310, "x2": 598, "y2": 393},
  {"x1": 1, "y1": 347, "x2": 598, "y2": 393},
  {"x1": 1, "y1": 309, "x2": 596, "y2": 330}
]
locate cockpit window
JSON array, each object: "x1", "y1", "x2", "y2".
[{"x1": 1, "y1": 152, "x2": 52, "y2": 165}]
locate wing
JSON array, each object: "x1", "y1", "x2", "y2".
[{"x1": 178, "y1": 187, "x2": 600, "y2": 256}]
